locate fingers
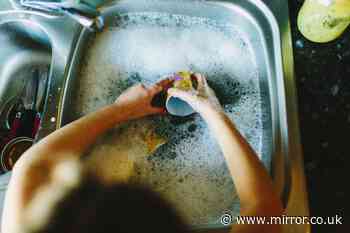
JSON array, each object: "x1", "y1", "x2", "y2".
[
  {"x1": 157, "y1": 77, "x2": 175, "y2": 89},
  {"x1": 153, "y1": 107, "x2": 167, "y2": 115},
  {"x1": 127, "y1": 83, "x2": 158, "y2": 96},
  {"x1": 126, "y1": 83, "x2": 146, "y2": 92},
  {"x1": 150, "y1": 84, "x2": 163, "y2": 95},
  {"x1": 150, "y1": 77, "x2": 175, "y2": 95},
  {"x1": 192, "y1": 73, "x2": 207, "y2": 91}
]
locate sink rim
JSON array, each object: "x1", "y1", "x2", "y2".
[
  {"x1": 60, "y1": 3, "x2": 310, "y2": 231},
  {"x1": 61, "y1": 0, "x2": 292, "y2": 228},
  {"x1": 0, "y1": 0, "x2": 310, "y2": 232},
  {"x1": 0, "y1": 9, "x2": 85, "y2": 142}
]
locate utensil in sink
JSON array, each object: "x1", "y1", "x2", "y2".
[
  {"x1": 0, "y1": 69, "x2": 41, "y2": 172},
  {"x1": 16, "y1": 68, "x2": 41, "y2": 138},
  {"x1": 4, "y1": 70, "x2": 39, "y2": 138},
  {"x1": 1, "y1": 137, "x2": 33, "y2": 172}
]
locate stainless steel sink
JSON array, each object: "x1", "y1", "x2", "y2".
[
  {"x1": 0, "y1": 1, "x2": 310, "y2": 232},
  {"x1": 0, "y1": 21, "x2": 50, "y2": 131}
]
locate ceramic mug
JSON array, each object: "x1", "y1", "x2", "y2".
[{"x1": 166, "y1": 71, "x2": 196, "y2": 117}]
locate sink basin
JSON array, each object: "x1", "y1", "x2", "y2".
[
  {"x1": 0, "y1": 21, "x2": 51, "y2": 132},
  {"x1": 0, "y1": 5, "x2": 82, "y2": 222},
  {"x1": 60, "y1": 0, "x2": 309, "y2": 231},
  {"x1": 61, "y1": 0, "x2": 276, "y2": 229},
  {"x1": 0, "y1": 1, "x2": 309, "y2": 233},
  {"x1": 0, "y1": 7, "x2": 85, "y2": 140}
]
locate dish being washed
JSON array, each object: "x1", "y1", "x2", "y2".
[{"x1": 166, "y1": 71, "x2": 196, "y2": 117}]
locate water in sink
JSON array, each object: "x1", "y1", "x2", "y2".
[{"x1": 72, "y1": 12, "x2": 266, "y2": 227}]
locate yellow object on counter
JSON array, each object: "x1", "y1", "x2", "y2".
[{"x1": 298, "y1": 0, "x2": 350, "y2": 43}]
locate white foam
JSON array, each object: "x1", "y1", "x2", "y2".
[{"x1": 73, "y1": 12, "x2": 265, "y2": 227}]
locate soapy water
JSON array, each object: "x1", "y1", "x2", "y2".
[{"x1": 72, "y1": 12, "x2": 269, "y2": 227}]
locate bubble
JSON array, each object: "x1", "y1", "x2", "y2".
[{"x1": 70, "y1": 12, "x2": 269, "y2": 227}]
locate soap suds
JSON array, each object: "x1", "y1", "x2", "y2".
[{"x1": 71, "y1": 12, "x2": 268, "y2": 227}]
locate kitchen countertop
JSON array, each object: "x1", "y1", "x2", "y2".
[
  {"x1": 0, "y1": 1, "x2": 347, "y2": 231},
  {"x1": 288, "y1": 1, "x2": 349, "y2": 232}
]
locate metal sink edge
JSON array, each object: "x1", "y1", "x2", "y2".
[{"x1": 0, "y1": 1, "x2": 310, "y2": 232}]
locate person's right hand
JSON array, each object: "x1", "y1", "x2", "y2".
[
  {"x1": 114, "y1": 78, "x2": 173, "y2": 120},
  {"x1": 167, "y1": 73, "x2": 223, "y2": 117}
]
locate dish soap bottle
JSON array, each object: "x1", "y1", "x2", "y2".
[{"x1": 298, "y1": 0, "x2": 350, "y2": 42}]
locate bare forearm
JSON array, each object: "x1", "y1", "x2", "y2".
[
  {"x1": 3, "y1": 102, "x2": 147, "y2": 231},
  {"x1": 202, "y1": 109, "x2": 282, "y2": 212},
  {"x1": 3, "y1": 81, "x2": 170, "y2": 233},
  {"x1": 27, "y1": 102, "x2": 136, "y2": 160},
  {"x1": 167, "y1": 73, "x2": 282, "y2": 233},
  {"x1": 6, "y1": 103, "x2": 133, "y2": 210}
]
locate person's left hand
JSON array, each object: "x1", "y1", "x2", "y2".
[{"x1": 114, "y1": 78, "x2": 173, "y2": 119}]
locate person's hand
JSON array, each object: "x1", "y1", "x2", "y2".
[
  {"x1": 114, "y1": 78, "x2": 173, "y2": 119},
  {"x1": 168, "y1": 73, "x2": 223, "y2": 117}
]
